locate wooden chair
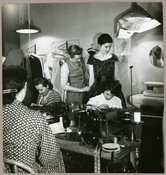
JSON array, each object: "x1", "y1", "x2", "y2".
[{"x1": 3, "y1": 158, "x2": 35, "y2": 173}]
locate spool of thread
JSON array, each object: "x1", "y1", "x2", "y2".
[
  {"x1": 113, "y1": 136, "x2": 118, "y2": 144},
  {"x1": 134, "y1": 112, "x2": 141, "y2": 122},
  {"x1": 125, "y1": 111, "x2": 130, "y2": 118}
]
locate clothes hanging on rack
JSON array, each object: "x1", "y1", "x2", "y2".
[
  {"x1": 23, "y1": 55, "x2": 43, "y2": 106},
  {"x1": 43, "y1": 50, "x2": 69, "y2": 95},
  {"x1": 22, "y1": 56, "x2": 33, "y2": 106},
  {"x1": 3, "y1": 48, "x2": 24, "y2": 67},
  {"x1": 43, "y1": 53, "x2": 54, "y2": 80},
  {"x1": 31, "y1": 53, "x2": 44, "y2": 76},
  {"x1": 51, "y1": 55, "x2": 65, "y2": 95}
]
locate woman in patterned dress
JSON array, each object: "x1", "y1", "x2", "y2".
[
  {"x1": 34, "y1": 77, "x2": 61, "y2": 106},
  {"x1": 86, "y1": 33, "x2": 126, "y2": 108},
  {"x1": 3, "y1": 66, "x2": 65, "y2": 173}
]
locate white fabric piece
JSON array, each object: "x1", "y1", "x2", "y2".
[
  {"x1": 143, "y1": 90, "x2": 164, "y2": 98},
  {"x1": 143, "y1": 81, "x2": 164, "y2": 87},
  {"x1": 49, "y1": 117, "x2": 72, "y2": 134},
  {"x1": 129, "y1": 94, "x2": 164, "y2": 108}
]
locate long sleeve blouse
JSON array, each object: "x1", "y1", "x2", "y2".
[{"x1": 3, "y1": 100, "x2": 65, "y2": 173}]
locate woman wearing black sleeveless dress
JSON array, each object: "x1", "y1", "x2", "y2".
[{"x1": 86, "y1": 33, "x2": 126, "y2": 108}]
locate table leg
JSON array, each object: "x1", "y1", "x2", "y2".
[{"x1": 130, "y1": 150, "x2": 136, "y2": 168}]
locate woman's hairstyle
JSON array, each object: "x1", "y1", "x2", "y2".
[
  {"x1": 3, "y1": 66, "x2": 27, "y2": 105},
  {"x1": 34, "y1": 77, "x2": 53, "y2": 90},
  {"x1": 68, "y1": 45, "x2": 83, "y2": 58},
  {"x1": 102, "y1": 80, "x2": 121, "y2": 95},
  {"x1": 98, "y1": 33, "x2": 113, "y2": 45}
]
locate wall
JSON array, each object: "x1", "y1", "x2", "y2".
[
  {"x1": 20, "y1": 2, "x2": 130, "y2": 52},
  {"x1": 2, "y1": 4, "x2": 20, "y2": 56},
  {"x1": 19, "y1": 2, "x2": 163, "y2": 106}
]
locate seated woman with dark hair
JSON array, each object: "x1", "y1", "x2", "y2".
[
  {"x1": 87, "y1": 80, "x2": 123, "y2": 109},
  {"x1": 33, "y1": 77, "x2": 68, "y2": 124},
  {"x1": 87, "y1": 80, "x2": 123, "y2": 123},
  {"x1": 3, "y1": 66, "x2": 65, "y2": 173},
  {"x1": 34, "y1": 77, "x2": 61, "y2": 106}
]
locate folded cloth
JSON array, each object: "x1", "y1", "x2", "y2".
[{"x1": 143, "y1": 90, "x2": 164, "y2": 98}]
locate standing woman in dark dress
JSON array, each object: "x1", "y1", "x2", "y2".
[{"x1": 86, "y1": 33, "x2": 126, "y2": 108}]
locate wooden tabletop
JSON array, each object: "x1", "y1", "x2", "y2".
[{"x1": 55, "y1": 134, "x2": 140, "y2": 162}]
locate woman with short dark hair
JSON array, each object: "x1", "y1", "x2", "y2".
[
  {"x1": 3, "y1": 66, "x2": 65, "y2": 173},
  {"x1": 34, "y1": 77, "x2": 61, "y2": 106},
  {"x1": 86, "y1": 33, "x2": 126, "y2": 108}
]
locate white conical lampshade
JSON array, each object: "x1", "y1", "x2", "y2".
[{"x1": 117, "y1": 3, "x2": 161, "y2": 38}]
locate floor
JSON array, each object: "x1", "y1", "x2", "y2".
[{"x1": 138, "y1": 117, "x2": 164, "y2": 173}]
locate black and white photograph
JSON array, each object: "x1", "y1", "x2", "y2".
[{"x1": 1, "y1": 0, "x2": 165, "y2": 173}]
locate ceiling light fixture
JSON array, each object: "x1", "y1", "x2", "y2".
[{"x1": 16, "y1": 4, "x2": 39, "y2": 34}]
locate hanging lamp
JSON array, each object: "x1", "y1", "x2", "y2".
[
  {"x1": 16, "y1": 4, "x2": 39, "y2": 34},
  {"x1": 116, "y1": 2, "x2": 161, "y2": 38}
]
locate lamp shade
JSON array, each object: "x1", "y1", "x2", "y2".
[
  {"x1": 116, "y1": 3, "x2": 161, "y2": 38},
  {"x1": 16, "y1": 20, "x2": 39, "y2": 34}
]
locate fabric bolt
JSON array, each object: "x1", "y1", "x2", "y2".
[
  {"x1": 3, "y1": 100, "x2": 65, "y2": 173},
  {"x1": 87, "y1": 93, "x2": 123, "y2": 109},
  {"x1": 37, "y1": 89, "x2": 61, "y2": 106}
]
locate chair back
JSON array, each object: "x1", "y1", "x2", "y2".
[{"x1": 3, "y1": 158, "x2": 35, "y2": 173}]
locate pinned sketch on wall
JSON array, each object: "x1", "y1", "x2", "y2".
[
  {"x1": 113, "y1": 38, "x2": 131, "y2": 62},
  {"x1": 36, "y1": 44, "x2": 51, "y2": 55}
]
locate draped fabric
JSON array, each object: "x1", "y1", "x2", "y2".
[
  {"x1": 51, "y1": 56, "x2": 64, "y2": 95},
  {"x1": 3, "y1": 48, "x2": 24, "y2": 67},
  {"x1": 44, "y1": 53, "x2": 67, "y2": 96}
]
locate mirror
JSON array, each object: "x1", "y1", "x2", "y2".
[{"x1": 149, "y1": 45, "x2": 164, "y2": 68}]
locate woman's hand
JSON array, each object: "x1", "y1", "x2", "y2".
[
  {"x1": 98, "y1": 104, "x2": 109, "y2": 109},
  {"x1": 30, "y1": 103, "x2": 42, "y2": 107},
  {"x1": 81, "y1": 86, "x2": 90, "y2": 92}
]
